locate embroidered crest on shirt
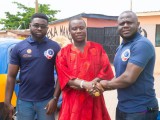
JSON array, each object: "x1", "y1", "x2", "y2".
[
  {"x1": 44, "y1": 49, "x2": 54, "y2": 59},
  {"x1": 22, "y1": 49, "x2": 32, "y2": 58},
  {"x1": 121, "y1": 49, "x2": 130, "y2": 61},
  {"x1": 27, "y1": 49, "x2": 32, "y2": 54}
]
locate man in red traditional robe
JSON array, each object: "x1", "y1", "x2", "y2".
[{"x1": 56, "y1": 17, "x2": 114, "y2": 120}]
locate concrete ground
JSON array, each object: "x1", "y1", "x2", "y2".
[{"x1": 55, "y1": 74, "x2": 160, "y2": 120}]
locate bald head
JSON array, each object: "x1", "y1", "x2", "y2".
[
  {"x1": 68, "y1": 17, "x2": 86, "y2": 31},
  {"x1": 118, "y1": 11, "x2": 138, "y2": 23},
  {"x1": 117, "y1": 11, "x2": 140, "y2": 40}
]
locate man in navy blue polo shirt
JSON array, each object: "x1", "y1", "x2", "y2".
[
  {"x1": 97, "y1": 11, "x2": 158, "y2": 120},
  {"x1": 5, "y1": 13, "x2": 61, "y2": 120}
]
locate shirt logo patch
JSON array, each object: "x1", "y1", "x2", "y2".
[
  {"x1": 22, "y1": 49, "x2": 32, "y2": 58},
  {"x1": 27, "y1": 49, "x2": 32, "y2": 54},
  {"x1": 22, "y1": 54, "x2": 32, "y2": 58},
  {"x1": 121, "y1": 49, "x2": 130, "y2": 61},
  {"x1": 44, "y1": 49, "x2": 54, "y2": 59}
]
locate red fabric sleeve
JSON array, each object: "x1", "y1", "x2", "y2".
[
  {"x1": 96, "y1": 45, "x2": 114, "y2": 80},
  {"x1": 56, "y1": 48, "x2": 76, "y2": 90}
]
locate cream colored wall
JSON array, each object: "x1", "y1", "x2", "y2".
[
  {"x1": 138, "y1": 16, "x2": 160, "y2": 24},
  {"x1": 139, "y1": 24, "x2": 160, "y2": 74},
  {"x1": 48, "y1": 21, "x2": 71, "y2": 47},
  {"x1": 138, "y1": 15, "x2": 160, "y2": 73},
  {"x1": 155, "y1": 47, "x2": 160, "y2": 74}
]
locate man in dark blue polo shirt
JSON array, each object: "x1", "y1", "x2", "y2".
[
  {"x1": 5, "y1": 13, "x2": 61, "y2": 120},
  {"x1": 97, "y1": 11, "x2": 158, "y2": 120}
]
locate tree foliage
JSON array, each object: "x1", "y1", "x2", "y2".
[{"x1": 0, "y1": 2, "x2": 60, "y2": 30}]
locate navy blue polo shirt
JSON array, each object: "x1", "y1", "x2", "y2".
[
  {"x1": 10, "y1": 36, "x2": 60, "y2": 101},
  {"x1": 113, "y1": 32, "x2": 158, "y2": 113}
]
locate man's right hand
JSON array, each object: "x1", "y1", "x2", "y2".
[{"x1": 4, "y1": 102, "x2": 14, "y2": 120}]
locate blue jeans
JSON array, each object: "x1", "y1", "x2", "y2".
[
  {"x1": 16, "y1": 98, "x2": 55, "y2": 120},
  {"x1": 116, "y1": 107, "x2": 158, "y2": 120},
  {"x1": 157, "y1": 111, "x2": 160, "y2": 120}
]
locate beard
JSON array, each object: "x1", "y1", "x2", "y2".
[
  {"x1": 30, "y1": 30, "x2": 46, "y2": 40},
  {"x1": 121, "y1": 32, "x2": 137, "y2": 41}
]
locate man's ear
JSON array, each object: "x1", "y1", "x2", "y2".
[{"x1": 137, "y1": 22, "x2": 140, "y2": 27}]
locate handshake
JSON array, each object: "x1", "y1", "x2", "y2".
[
  {"x1": 69, "y1": 78, "x2": 114, "y2": 97},
  {"x1": 85, "y1": 82, "x2": 103, "y2": 97},
  {"x1": 84, "y1": 80, "x2": 114, "y2": 97}
]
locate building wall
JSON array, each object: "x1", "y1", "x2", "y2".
[
  {"x1": 138, "y1": 16, "x2": 160, "y2": 24},
  {"x1": 0, "y1": 33, "x2": 8, "y2": 38},
  {"x1": 138, "y1": 16, "x2": 160, "y2": 74},
  {"x1": 0, "y1": 32, "x2": 17, "y2": 38},
  {"x1": 87, "y1": 18, "x2": 117, "y2": 27},
  {"x1": 0, "y1": 31, "x2": 29, "y2": 39},
  {"x1": 48, "y1": 18, "x2": 117, "y2": 47},
  {"x1": 48, "y1": 21, "x2": 71, "y2": 47}
]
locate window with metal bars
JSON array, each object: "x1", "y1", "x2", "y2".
[{"x1": 155, "y1": 24, "x2": 160, "y2": 47}]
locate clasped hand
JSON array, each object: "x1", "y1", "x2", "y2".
[{"x1": 85, "y1": 81, "x2": 104, "y2": 97}]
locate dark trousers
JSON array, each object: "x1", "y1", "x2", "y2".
[{"x1": 116, "y1": 107, "x2": 158, "y2": 120}]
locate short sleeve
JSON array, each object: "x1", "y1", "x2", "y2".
[{"x1": 129, "y1": 41, "x2": 154, "y2": 68}]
